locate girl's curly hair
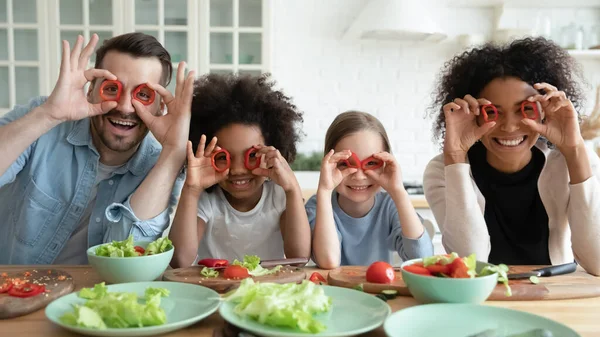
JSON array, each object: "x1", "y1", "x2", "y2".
[
  {"x1": 189, "y1": 73, "x2": 304, "y2": 163},
  {"x1": 428, "y1": 37, "x2": 586, "y2": 148}
]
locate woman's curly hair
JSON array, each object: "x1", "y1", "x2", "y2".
[
  {"x1": 428, "y1": 37, "x2": 586, "y2": 148},
  {"x1": 189, "y1": 73, "x2": 304, "y2": 163}
]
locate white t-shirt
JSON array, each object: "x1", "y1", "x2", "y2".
[
  {"x1": 195, "y1": 181, "x2": 287, "y2": 262},
  {"x1": 54, "y1": 162, "x2": 123, "y2": 264}
]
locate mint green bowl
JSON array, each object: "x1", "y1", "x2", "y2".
[
  {"x1": 400, "y1": 258, "x2": 498, "y2": 304},
  {"x1": 87, "y1": 241, "x2": 174, "y2": 284}
]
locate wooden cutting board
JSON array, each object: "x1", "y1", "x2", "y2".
[
  {"x1": 327, "y1": 265, "x2": 600, "y2": 301},
  {"x1": 163, "y1": 266, "x2": 307, "y2": 293},
  {"x1": 0, "y1": 268, "x2": 75, "y2": 319}
]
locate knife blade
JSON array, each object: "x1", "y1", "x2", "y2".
[{"x1": 507, "y1": 262, "x2": 577, "y2": 280}]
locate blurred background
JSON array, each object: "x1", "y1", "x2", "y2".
[{"x1": 3, "y1": 0, "x2": 600, "y2": 255}]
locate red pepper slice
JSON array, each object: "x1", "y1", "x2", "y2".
[
  {"x1": 8, "y1": 283, "x2": 45, "y2": 298},
  {"x1": 244, "y1": 147, "x2": 261, "y2": 170},
  {"x1": 99, "y1": 80, "x2": 123, "y2": 102},
  {"x1": 132, "y1": 83, "x2": 156, "y2": 105},
  {"x1": 198, "y1": 258, "x2": 229, "y2": 268},
  {"x1": 309, "y1": 272, "x2": 327, "y2": 284},
  {"x1": 134, "y1": 246, "x2": 146, "y2": 256},
  {"x1": 211, "y1": 149, "x2": 231, "y2": 173},
  {"x1": 521, "y1": 101, "x2": 540, "y2": 120},
  {"x1": 0, "y1": 279, "x2": 13, "y2": 293},
  {"x1": 340, "y1": 152, "x2": 384, "y2": 171},
  {"x1": 480, "y1": 104, "x2": 499, "y2": 123}
]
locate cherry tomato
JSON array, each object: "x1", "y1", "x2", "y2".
[
  {"x1": 8, "y1": 283, "x2": 45, "y2": 298},
  {"x1": 309, "y1": 272, "x2": 327, "y2": 284},
  {"x1": 223, "y1": 265, "x2": 250, "y2": 279},
  {"x1": 366, "y1": 261, "x2": 396, "y2": 284},
  {"x1": 134, "y1": 246, "x2": 146, "y2": 256},
  {"x1": 403, "y1": 264, "x2": 433, "y2": 276}
]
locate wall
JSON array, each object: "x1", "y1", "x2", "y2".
[{"x1": 269, "y1": 0, "x2": 600, "y2": 187}]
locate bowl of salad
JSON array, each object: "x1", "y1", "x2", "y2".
[
  {"x1": 400, "y1": 253, "x2": 511, "y2": 304},
  {"x1": 87, "y1": 236, "x2": 174, "y2": 284}
]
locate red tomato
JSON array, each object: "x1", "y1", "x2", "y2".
[
  {"x1": 450, "y1": 258, "x2": 470, "y2": 278},
  {"x1": 8, "y1": 283, "x2": 45, "y2": 298},
  {"x1": 309, "y1": 272, "x2": 327, "y2": 284},
  {"x1": 366, "y1": 261, "x2": 396, "y2": 284},
  {"x1": 403, "y1": 264, "x2": 433, "y2": 276},
  {"x1": 134, "y1": 246, "x2": 145, "y2": 256},
  {"x1": 425, "y1": 263, "x2": 451, "y2": 275},
  {"x1": 223, "y1": 265, "x2": 250, "y2": 279},
  {"x1": 0, "y1": 279, "x2": 13, "y2": 293}
]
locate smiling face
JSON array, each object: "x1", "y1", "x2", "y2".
[
  {"x1": 334, "y1": 130, "x2": 385, "y2": 207},
  {"x1": 88, "y1": 51, "x2": 163, "y2": 158},
  {"x1": 477, "y1": 77, "x2": 542, "y2": 172},
  {"x1": 214, "y1": 123, "x2": 267, "y2": 209}
]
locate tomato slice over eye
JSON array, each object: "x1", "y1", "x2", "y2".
[
  {"x1": 0, "y1": 279, "x2": 13, "y2": 293},
  {"x1": 366, "y1": 261, "x2": 396, "y2": 284},
  {"x1": 309, "y1": 272, "x2": 327, "y2": 284},
  {"x1": 223, "y1": 265, "x2": 250, "y2": 279},
  {"x1": 8, "y1": 282, "x2": 45, "y2": 298}
]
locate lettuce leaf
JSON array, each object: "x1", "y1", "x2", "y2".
[
  {"x1": 224, "y1": 278, "x2": 331, "y2": 333},
  {"x1": 423, "y1": 252, "x2": 458, "y2": 267},
  {"x1": 232, "y1": 255, "x2": 282, "y2": 276},
  {"x1": 145, "y1": 237, "x2": 173, "y2": 255},
  {"x1": 200, "y1": 267, "x2": 219, "y2": 278},
  {"x1": 480, "y1": 263, "x2": 511, "y2": 296},
  {"x1": 94, "y1": 236, "x2": 173, "y2": 258}
]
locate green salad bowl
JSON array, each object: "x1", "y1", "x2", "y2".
[
  {"x1": 400, "y1": 258, "x2": 498, "y2": 304},
  {"x1": 87, "y1": 241, "x2": 174, "y2": 284}
]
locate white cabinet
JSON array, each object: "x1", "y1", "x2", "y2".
[{"x1": 0, "y1": 0, "x2": 271, "y2": 114}]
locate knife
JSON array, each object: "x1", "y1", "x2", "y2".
[
  {"x1": 507, "y1": 262, "x2": 577, "y2": 280},
  {"x1": 199, "y1": 257, "x2": 309, "y2": 270}
]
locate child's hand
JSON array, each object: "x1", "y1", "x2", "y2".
[
  {"x1": 522, "y1": 83, "x2": 584, "y2": 152},
  {"x1": 185, "y1": 135, "x2": 229, "y2": 194},
  {"x1": 318, "y1": 150, "x2": 358, "y2": 192},
  {"x1": 364, "y1": 152, "x2": 404, "y2": 194},
  {"x1": 443, "y1": 94, "x2": 497, "y2": 163},
  {"x1": 251, "y1": 145, "x2": 299, "y2": 192}
]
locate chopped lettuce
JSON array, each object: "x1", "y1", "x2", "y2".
[
  {"x1": 201, "y1": 267, "x2": 219, "y2": 278},
  {"x1": 232, "y1": 255, "x2": 282, "y2": 277},
  {"x1": 480, "y1": 263, "x2": 511, "y2": 296},
  {"x1": 224, "y1": 278, "x2": 331, "y2": 333},
  {"x1": 60, "y1": 283, "x2": 170, "y2": 329},
  {"x1": 423, "y1": 252, "x2": 458, "y2": 267},
  {"x1": 95, "y1": 235, "x2": 173, "y2": 257},
  {"x1": 463, "y1": 253, "x2": 478, "y2": 278}
]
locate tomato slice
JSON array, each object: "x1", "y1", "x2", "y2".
[
  {"x1": 449, "y1": 258, "x2": 470, "y2": 278},
  {"x1": 425, "y1": 263, "x2": 451, "y2": 275},
  {"x1": 403, "y1": 264, "x2": 433, "y2": 276},
  {"x1": 0, "y1": 279, "x2": 13, "y2": 293},
  {"x1": 309, "y1": 272, "x2": 327, "y2": 284},
  {"x1": 223, "y1": 265, "x2": 250, "y2": 279},
  {"x1": 8, "y1": 283, "x2": 45, "y2": 298},
  {"x1": 366, "y1": 261, "x2": 396, "y2": 284},
  {"x1": 134, "y1": 246, "x2": 146, "y2": 256}
]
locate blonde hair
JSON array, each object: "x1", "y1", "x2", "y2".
[{"x1": 323, "y1": 110, "x2": 391, "y2": 154}]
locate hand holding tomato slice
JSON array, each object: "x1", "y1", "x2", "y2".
[{"x1": 366, "y1": 261, "x2": 396, "y2": 284}]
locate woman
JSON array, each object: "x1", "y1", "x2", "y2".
[{"x1": 423, "y1": 37, "x2": 600, "y2": 275}]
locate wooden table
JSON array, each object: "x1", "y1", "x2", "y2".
[{"x1": 2, "y1": 266, "x2": 600, "y2": 337}]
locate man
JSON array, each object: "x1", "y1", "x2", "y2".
[{"x1": 0, "y1": 32, "x2": 194, "y2": 264}]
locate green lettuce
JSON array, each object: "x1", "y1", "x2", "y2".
[
  {"x1": 480, "y1": 263, "x2": 511, "y2": 296},
  {"x1": 423, "y1": 252, "x2": 458, "y2": 267},
  {"x1": 200, "y1": 267, "x2": 219, "y2": 278},
  {"x1": 95, "y1": 235, "x2": 173, "y2": 257},
  {"x1": 60, "y1": 283, "x2": 170, "y2": 329},
  {"x1": 224, "y1": 278, "x2": 331, "y2": 333},
  {"x1": 232, "y1": 255, "x2": 282, "y2": 276},
  {"x1": 145, "y1": 237, "x2": 173, "y2": 255}
]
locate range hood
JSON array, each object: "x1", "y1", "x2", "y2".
[{"x1": 344, "y1": 0, "x2": 447, "y2": 42}]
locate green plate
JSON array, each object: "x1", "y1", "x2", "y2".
[
  {"x1": 45, "y1": 281, "x2": 221, "y2": 337},
  {"x1": 219, "y1": 285, "x2": 391, "y2": 337},
  {"x1": 384, "y1": 303, "x2": 580, "y2": 337}
]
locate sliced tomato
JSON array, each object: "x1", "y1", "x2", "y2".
[
  {"x1": 134, "y1": 246, "x2": 146, "y2": 255},
  {"x1": 8, "y1": 283, "x2": 45, "y2": 298},
  {"x1": 366, "y1": 261, "x2": 396, "y2": 284},
  {"x1": 403, "y1": 264, "x2": 433, "y2": 276},
  {"x1": 425, "y1": 263, "x2": 451, "y2": 275},
  {"x1": 223, "y1": 265, "x2": 250, "y2": 279},
  {"x1": 309, "y1": 272, "x2": 326, "y2": 284},
  {"x1": 449, "y1": 258, "x2": 470, "y2": 278},
  {"x1": 0, "y1": 279, "x2": 13, "y2": 293}
]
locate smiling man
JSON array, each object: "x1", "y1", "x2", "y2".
[{"x1": 0, "y1": 32, "x2": 194, "y2": 264}]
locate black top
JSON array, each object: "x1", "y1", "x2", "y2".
[{"x1": 468, "y1": 142, "x2": 551, "y2": 265}]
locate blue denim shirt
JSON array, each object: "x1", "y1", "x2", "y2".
[{"x1": 0, "y1": 97, "x2": 183, "y2": 264}]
